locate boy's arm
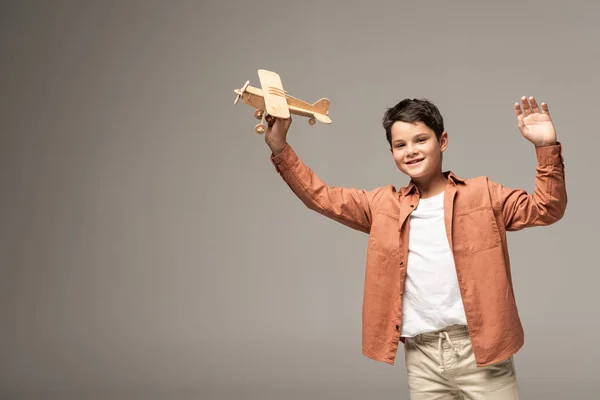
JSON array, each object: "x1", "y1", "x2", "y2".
[
  {"x1": 489, "y1": 96, "x2": 567, "y2": 230},
  {"x1": 488, "y1": 143, "x2": 566, "y2": 231},
  {"x1": 264, "y1": 116, "x2": 378, "y2": 233},
  {"x1": 270, "y1": 144, "x2": 378, "y2": 233}
]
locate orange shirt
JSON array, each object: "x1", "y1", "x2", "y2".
[{"x1": 270, "y1": 143, "x2": 566, "y2": 367}]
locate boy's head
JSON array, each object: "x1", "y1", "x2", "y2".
[{"x1": 382, "y1": 98, "x2": 448, "y2": 180}]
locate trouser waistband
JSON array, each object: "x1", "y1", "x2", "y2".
[
  {"x1": 407, "y1": 325, "x2": 470, "y2": 373},
  {"x1": 411, "y1": 325, "x2": 469, "y2": 344}
]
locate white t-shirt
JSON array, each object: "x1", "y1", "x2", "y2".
[{"x1": 400, "y1": 190, "x2": 468, "y2": 337}]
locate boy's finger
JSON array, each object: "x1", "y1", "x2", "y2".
[
  {"x1": 521, "y1": 96, "x2": 532, "y2": 115},
  {"x1": 541, "y1": 102, "x2": 551, "y2": 115},
  {"x1": 529, "y1": 97, "x2": 540, "y2": 113},
  {"x1": 514, "y1": 102, "x2": 523, "y2": 117},
  {"x1": 516, "y1": 112, "x2": 525, "y2": 129}
]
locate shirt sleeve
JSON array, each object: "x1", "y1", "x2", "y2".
[
  {"x1": 270, "y1": 144, "x2": 382, "y2": 234},
  {"x1": 488, "y1": 143, "x2": 567, "y2": 231}
]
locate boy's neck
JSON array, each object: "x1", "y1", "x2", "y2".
[{"x1": 413, "y1": 172, "x2": 448, "y2": 199}]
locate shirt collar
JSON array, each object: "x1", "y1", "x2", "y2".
[{"x1": 400, "y1": 171, "x2": 465, "y2": 197}]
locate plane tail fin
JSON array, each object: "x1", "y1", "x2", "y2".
[{"x1": 311, "y1": 98, "x2": 330, "y2": 115}]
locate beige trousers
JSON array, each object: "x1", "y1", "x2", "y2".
[{"x1": 403, "y1": 325, "x2": 520, "y2": 399}]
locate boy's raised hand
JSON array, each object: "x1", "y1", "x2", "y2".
[
  {"x1": 514, "y1": 96, "x2": 557, "y2": 147},
  {"x1": 264, "y1": 114, "x2": 292, "y2": 156}
]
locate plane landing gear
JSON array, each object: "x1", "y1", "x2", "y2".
[
  {"x1": 255, "y1": 124, "x2": 266, "y2": 134},
  {"x1": 255, "y1": 110, "x2": 267, "y2": 134},
  {"x1": 308, "y1": 117, "x2": 316, "y2": 126}
]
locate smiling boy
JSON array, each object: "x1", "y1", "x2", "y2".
[{"x1": 263, "y1": 97, "x2": 566, "y2": 399}]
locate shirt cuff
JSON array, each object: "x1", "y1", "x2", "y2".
[
  {"x1": 269, "y1": 144, "x2": 295, "y2": 173},
  {"x1": 535, "y1": 142, "x2": 564, "y2": 167}
]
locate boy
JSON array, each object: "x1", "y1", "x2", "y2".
[{"x1": 263, "y1": 97, "x2": 566, "y2": 399}]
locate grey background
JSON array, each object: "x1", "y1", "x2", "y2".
[{"x1": 1, "y1": 0, "x2": 597, "y2": 399}]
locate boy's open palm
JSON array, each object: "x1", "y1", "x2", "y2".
[{"x1": 515, "y1": 96, "x2": 557, "y2": 147}]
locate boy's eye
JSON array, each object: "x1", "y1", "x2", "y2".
[
  {"x1": 418, "y1": 138, "x2": 426, "y2": 143},
  {"x1": 396, "y1": 144, "x2": 404, "y2": 148}
]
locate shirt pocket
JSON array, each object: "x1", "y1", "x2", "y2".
[
  {"x1": 455, "y1": 206, "x2": 501, "y2": 253},
  {"x1": 368, "y1": 210, "x2": 400, "y2": 256}
]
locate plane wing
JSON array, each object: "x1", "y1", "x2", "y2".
[{"x1": 258, "y1": 69, "x2": 290, "y2": 119}]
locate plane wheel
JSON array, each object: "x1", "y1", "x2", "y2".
[
  {"x1": 255, "y1": 124, "x2": 267, "y2": 134},
  {"x1": 254, "y1": 109, "x2": 264, "y2": 120},
  {"x1": 308, "y1": 118, "x2": 316, "y2": 126}
]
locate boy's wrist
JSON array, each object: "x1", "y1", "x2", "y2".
[{"x1": 267, "y1": 141, "x2": 287, "y2": 157}]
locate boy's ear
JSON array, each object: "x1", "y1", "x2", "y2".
[{"x1": 440, "y1": 131, "x2": 449, "y2": 152}]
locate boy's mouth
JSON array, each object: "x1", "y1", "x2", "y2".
[{"x1": 406, "y1": 158, "x2": 424, "y2": 166}]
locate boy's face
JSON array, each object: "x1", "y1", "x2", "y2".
[{"x1": 389, "y1": 121, "x2": 448, "y2": 181}]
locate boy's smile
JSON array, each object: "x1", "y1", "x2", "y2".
[
  {"x1": 405, "y1": 157, "x2": 425, "y2": 166},
  {"x1": 389, "y1": 121, "x2": 448, "y2": 182}
]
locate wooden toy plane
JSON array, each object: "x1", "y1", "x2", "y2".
[{"x1": 233, "y1": 69, "x2": 332, "y2": 134}]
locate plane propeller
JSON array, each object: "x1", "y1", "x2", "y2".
[{"x1": 233, "y1": 80, "x2": 250, "y2": 105}]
